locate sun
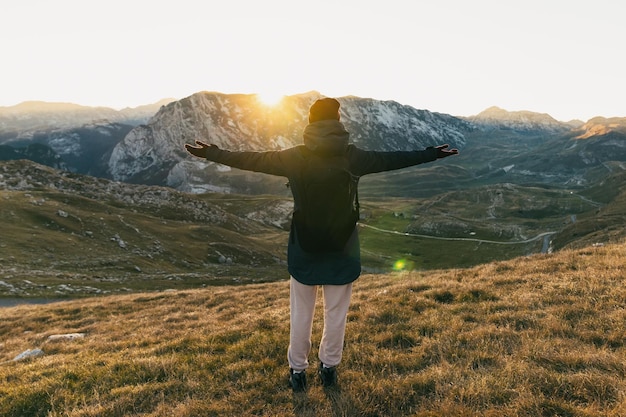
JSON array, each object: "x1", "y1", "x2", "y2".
[{"x1": 256, "y1": 91, "x2": 286, "y2": 107}]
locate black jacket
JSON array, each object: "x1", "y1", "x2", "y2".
[{"x1": 203, "y1": 120, "x2": 439, "y2": 285}]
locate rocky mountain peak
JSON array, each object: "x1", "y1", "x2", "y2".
[
  {"x1": 467, "y1": 105, "x2": 578, "y2": 133},
  {"x1": 108, "y1": 92, "x2": 471, "y2": 193},
  {"x1": 575, "y1": 116, "x2": 626, "y2": 139}
]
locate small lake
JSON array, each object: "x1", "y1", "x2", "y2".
[{"x1": 0, "y1": 298, "x2": 70, "y2": 308}]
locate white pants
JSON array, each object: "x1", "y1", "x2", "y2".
[{"x1": 287, "y1": 277, "x2": 353, "y2": 371}]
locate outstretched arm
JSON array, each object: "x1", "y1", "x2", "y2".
[
  {"x1": 352, "y1": 143, "x2": 459, "y2": 176},
  {"x1": 184, "y1": 140, "x2": 295, "y2": 177}
]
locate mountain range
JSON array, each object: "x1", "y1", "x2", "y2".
[
  {"x1": 0, "y1": 99, "x2": 175, "y2": 133},
  {"x1": 2, "y1": 91, "x2": 625, "y2": 197}
]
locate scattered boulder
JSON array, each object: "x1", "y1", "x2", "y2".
[
  {"x1": 47, "y1": 333, "x2": 86, "y2": 341},
  {"x1": 13, "y1": 348, "x2": 44, "y2": 361}
]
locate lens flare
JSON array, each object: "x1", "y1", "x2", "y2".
[
  {"x1": 393, "y1": 258, "x2": 416, "y2": 271},
  {"x1": 393, "y1": 259, "x2": 407, "y2": 271}
]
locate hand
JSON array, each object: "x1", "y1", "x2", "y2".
[
  {"x1": 184, "y1": 140, "x2": 214, "y2": 158},
  {"x1": 435, "y1": 144, "x2": 459, "y2": 159}
]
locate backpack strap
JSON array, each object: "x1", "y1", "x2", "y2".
[{"x1": 354, "y1": 180, "x2": 360, "y2": 212}]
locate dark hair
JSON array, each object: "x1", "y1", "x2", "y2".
[{"x1": 308, "y1": 98, "x2": 340, "y2": 123}]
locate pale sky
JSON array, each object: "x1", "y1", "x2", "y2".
[{"x1": 2, "y1": 0, "x2": 624, "y2": 121}]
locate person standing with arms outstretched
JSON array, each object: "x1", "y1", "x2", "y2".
[{"x1": 185, "y1": 97, "x2": 458, "y2": 392}]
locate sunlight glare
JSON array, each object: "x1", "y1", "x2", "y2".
[{"x1": 256, "y1": 91, "x2": 285, "y2": 107}]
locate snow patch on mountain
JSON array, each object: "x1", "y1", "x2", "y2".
[{"x1": 48, "y1": 132, "x2": 82, "y2": 156}]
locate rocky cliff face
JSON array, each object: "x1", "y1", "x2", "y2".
[
  {"x1": 3, "y1": 122, "x2": 134, "y2": 177},
  {"x1": 108, "y1": 92, "x2": 472, "y2": 193}
]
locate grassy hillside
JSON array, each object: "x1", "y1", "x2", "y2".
[
  {"x1": 0, "y1": 160, "x2": 294, "y2": 298},
  {"x1": 1, "y1": 242, "x2": 625, "y2": 416},
  {"x1": 5, "y1": 158, "x2": 610, "y2": 300},
  {"x1": 2, "y1": 159, "x2": 625, "y2": 301}
]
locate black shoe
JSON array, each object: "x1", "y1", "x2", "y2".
[
  {"x1": 318, "y1": 363, "x2": 337, "y2": 388},
  {"x1": 289, "y1": 369, "x2": 307, "y2": 393}
]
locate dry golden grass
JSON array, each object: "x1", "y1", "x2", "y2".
[{"x1": 1, "y1": 242, "x2": 625, "y2": 416}]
